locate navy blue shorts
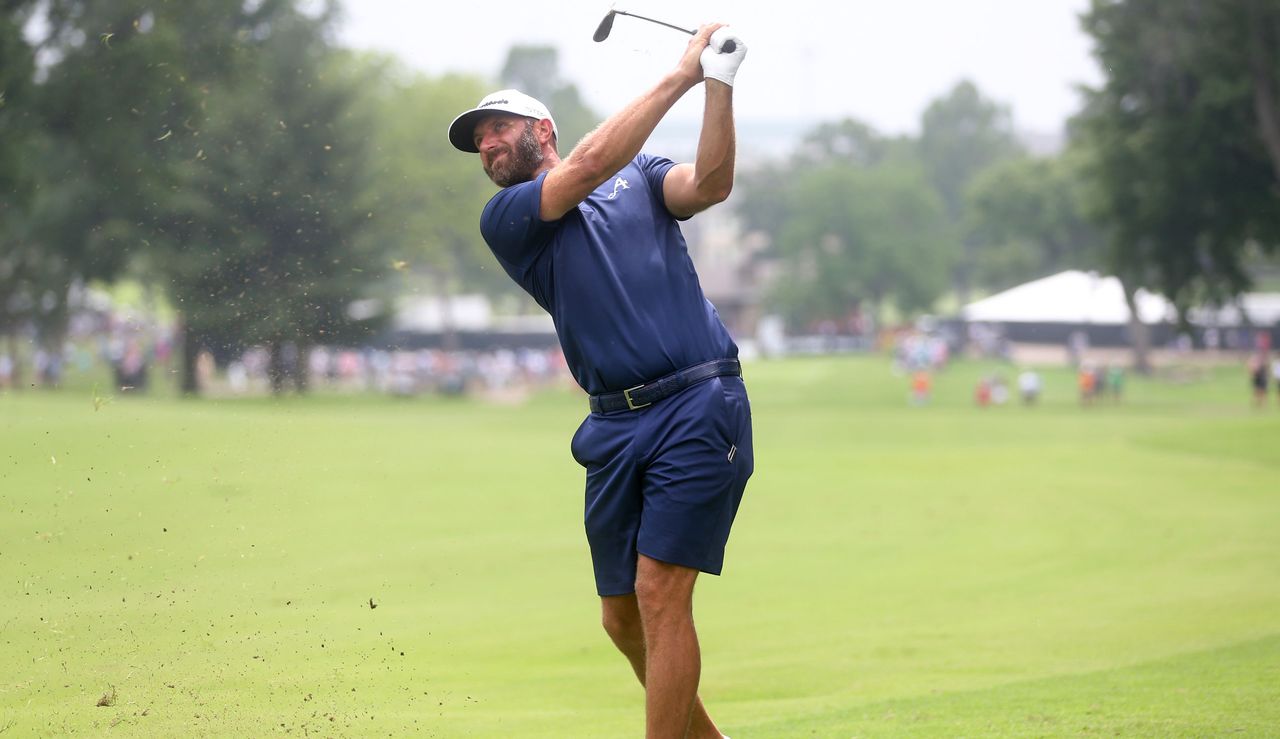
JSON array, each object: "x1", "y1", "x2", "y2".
[{"x1": 570, "y1": 374, "x2": 754, "y2": 597}]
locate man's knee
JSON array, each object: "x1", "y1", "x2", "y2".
[
  {"x1": 601, "y1": 595, "x2": 643, "y2": 647},
  {"x1": 634, "y1": 556, "x2": 697, "y2": 620}
]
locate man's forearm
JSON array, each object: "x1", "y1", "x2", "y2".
[
  {"x1": 692, "y1": 81, "x2": 735, "y2": 201},
  {"x1": 569, "y1": 72, "x2": 696, "y2": 182}
]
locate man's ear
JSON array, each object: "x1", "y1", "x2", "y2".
[{"x1": 535, "y1": 118, "x2": 556, "y2": 146}]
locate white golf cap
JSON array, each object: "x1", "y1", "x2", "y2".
[{"x1": 448, "y1": 89, "x2": 558, "y2": 153}]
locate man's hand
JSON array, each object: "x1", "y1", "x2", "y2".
[
  {"x1": 673, "y1": 23, "x2": 725, "y2": 90},
  {"x1": 701, "y1": 28, "x2": 747, "y2": 87}
]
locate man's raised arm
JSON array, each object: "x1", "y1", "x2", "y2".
[
  {"x1": 662, "y1": 27, "x2": 747, "y2": 218},
  {"x1": 539, "y1": 24, "x2": 728, "y2": 221}
]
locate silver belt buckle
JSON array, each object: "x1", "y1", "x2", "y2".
[{"x1": 623, "y1": 384, "x2": 650, "y2": 410}]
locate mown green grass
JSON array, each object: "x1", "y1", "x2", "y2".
[{"x1": 2, "y1": 355, "x2": 1277, "y2": 737}]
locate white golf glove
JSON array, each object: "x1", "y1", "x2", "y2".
[{"x1": 700, "y1": 28, "x2": 747, "y2": 87}]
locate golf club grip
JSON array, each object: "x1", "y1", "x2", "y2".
[{"x1": 720, "y1": 39, "x2": 737, "y2": 53}]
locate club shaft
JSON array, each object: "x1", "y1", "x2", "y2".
[
  {"x1": 616, "y1": 10, "x2": 695, "y2": 37},
  {"x1": 603, "y1": 10, "x2": 736, "y2": 53}
]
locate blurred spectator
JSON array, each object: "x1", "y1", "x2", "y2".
[
  {"x1": 1249, "y1": 354, "x2": 1268, "y2": 407},
  {"x1": 154, "y1": 333, "x2": 173, "y2": 366},
  {"x1": 33, "y1": 348, "x2": 63, "y2": 387},
  {"x1": 990, "y1": 374, "x2": 1009, "y2": 405},
  {"x1": 113, "y1": 338, "x2": 148, "y2": 390},
  {"x1": 817, "y1": 319, "x2": 839, "y2": 353},
  {"x1": 0, "y1": 353, "x2": 12, "y2": 390},
  {"x1": 1105, "y1": 365, "x2": 1125, "y2": 403},
  {"x1": 197, "y1": 350, "x2": 217, "y2": 389},
  {"x1": 1078, "y1": 363, "x2": 1097, "y2": 406},
  {"x1": 975, "y1": 377, "x2": 992, "y2": 407},
  {"x1": 1204, "y1": 326, "x2": 1221, "y2": 352},
  {"x1": 1018, "y1": 369, "x2": 1041, "y2": 406},
  {"x1": 309, "y1": 347, "x2": 332, "y2": 383},
  {"x1": 228, "y1": 361, "x2": 249, "y2": 394},
  {"x1": 845, "y1": 306, "x2": 871, "y2": 339},
  {"x1": 1067, "y1": 330, "x2": 1089, "y2": 368},
  {"x1": 966, "y1": 322, "x2": 1009, "y2": 359},
  {"x1": 1273, "y1": 357, "x2": 1280, "y2": 404},
  {"x1": 909, "y1": 370, "x2": 931, "y2": 406},
  {"x1": 894, "y1": 330, "x2": 949, "y2": 373}
]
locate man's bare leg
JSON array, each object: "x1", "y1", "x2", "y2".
[
  {"x1": 601, "y1": 593, "x2": 720, "y2": 737},
  {"x1": 601, "y1": 556, "x2": 722, "y2": 738}
]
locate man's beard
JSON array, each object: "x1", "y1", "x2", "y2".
[{"x1": 484, "y1": 121, "x2": 544, "y2": 187}]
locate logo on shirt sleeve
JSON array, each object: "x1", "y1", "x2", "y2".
[{"x1": 607, "y1": 177, "x2": 631, "y2": 200}]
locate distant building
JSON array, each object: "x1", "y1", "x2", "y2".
[{"x1": 681, "y1": 200, "x2": 773, "y2": 345}]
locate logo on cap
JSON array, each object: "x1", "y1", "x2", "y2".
[{"x1": 448, "y1": 89, "x2": 558, "y2": 154}]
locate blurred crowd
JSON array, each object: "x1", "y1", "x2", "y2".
[
  {"x1": 207, "y1": 345, "x2": 569, "y2": 397},
  {"x1": 891, "y1": 329, "x2": 952, "y2": 374},
  {"x1": 6, "y1": 302, "x2": 1278, "y2": 410},
  {"x1": 1075, "y1": 363, "x2": 1126, "y2": 406},
  {"x1": 0, "y1": 303, "x2": 572, "y2": 398},
  {"x1": 1247, "y1": 332, "x2": 1280, "y2": 408}
]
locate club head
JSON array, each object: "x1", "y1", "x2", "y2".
[{"x1": 593, "y1": 11, "x2": 616, "y2": 42}]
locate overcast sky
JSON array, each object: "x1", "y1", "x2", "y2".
[{"x1": 337, "y1": 0, "x2": 1102, "y2": 142}]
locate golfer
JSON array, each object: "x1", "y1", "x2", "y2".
[{"x1": 449, "y1": 23, "x2": 751, "y2": 739}]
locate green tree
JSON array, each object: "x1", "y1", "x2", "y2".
[
  {"x1": 0, "y1": 130, "x2": 104, "y2": 381},
  {"x1": 918, "y1": 80, "x2": 1024, "y2": 300},
  {"x1": 355, "y1": 46, "x2": 602, "y2": 341},
  {"x1": 0, "y1": 1, "x2": 36, "y2": 197},
  {"x1": 2, "y1": 1, "x2": 391, "y2": 394},
  {"x1": 31, "y1": 0, "x2": 294, "y2": 278},
  {"x1": 768, "y1": 162, "x2": 953, "y2": 329},
  {"x1": 1076, "y1": 0, "x2": 1280, "y2": 320},
  {"x1": 738, "y1": 117, "x2": 955, "y2": 330},
  {"x1": 357, "y1": 63, "x2": 503, "y2": 320},
  {"x1": 965, "y1": 149, "x2": 1103, "y2": 290},
  {"x1": 1, "y1": 0, "x2": 303, "y2": 384},
  {"x1": 1, "y1": 1, "x2": 46, "y2": 379},
  {"x1": 791, "y1": 119, "x2": 892, "y2": 168},
  {"x1": 157, "y1": 14, "x2": 389, "y2": 394}
]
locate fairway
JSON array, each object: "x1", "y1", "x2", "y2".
[{"x1": 2, "y1": 356, "x2": 1278, "y2": 737}]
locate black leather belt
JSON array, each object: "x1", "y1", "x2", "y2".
[{"x1": 589, "y1": 358, "x2": 741, "y2": 414}]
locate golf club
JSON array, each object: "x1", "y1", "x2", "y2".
[{"x1": 593, "y1": 9, "x2": 737, "y2": 53}]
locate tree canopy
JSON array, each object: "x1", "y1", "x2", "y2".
[
  {"x1": 1, "y1": 0, "x2": 397, "y2": 392},
  {"x1": 737, "y1": 115, "x2": 955, "y2": 329},
  {"x1": 965, "y1": 148, "x2": 1102, "y2": 291},
  {"x1": 918, "y1": 80, "x2": 1025, "y2": 302},
  {"x1": 0, "y1": 1, "x2": 599, "y2": 393},
  {"x1": 1076, "y1": 0, "x2": 1280, "y2": 319}
]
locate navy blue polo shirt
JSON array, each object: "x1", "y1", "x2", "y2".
[{"x1": 480, "y1": 154, "x2": 737, "y2": 396}]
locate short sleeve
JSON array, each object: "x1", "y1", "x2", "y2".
[
  {"x1": 479, "y1": 171, "x2": 557, "y2": 272},
  {"x1": 635, "y1": 153, "x2": 686, "y2": 220}
]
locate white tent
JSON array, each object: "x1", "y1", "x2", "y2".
[
  {"x1": 1190, "y1": 293, "x2": 1280, "y2": 327},
  {"x1": 962, "y1": 271, "x2": 1175, "y2": 325}
]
